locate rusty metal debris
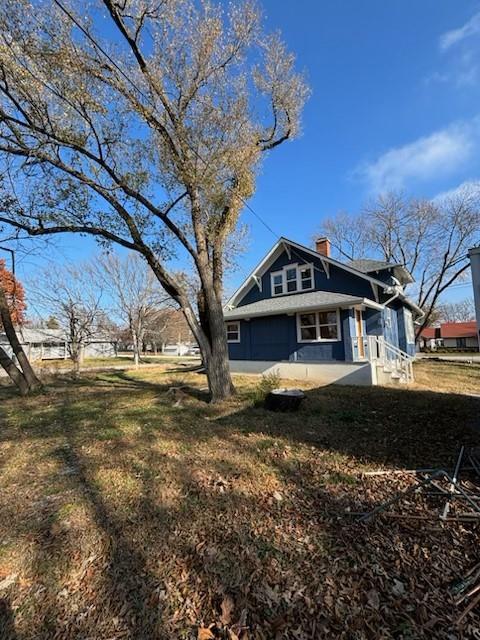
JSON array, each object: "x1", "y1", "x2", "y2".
[{"x1": 356, "y1": 446, "x2": 480, "y2": 524}]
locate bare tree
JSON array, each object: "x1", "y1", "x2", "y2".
[
  {"x1": 320, "y1": 210, "x2": 370, "y2": 261},
  {"x1": 144, "y1": 308, "x2": 194, "y2": 353},
  {"x1": 30, "y1": 265, "x2": 105, "y2": 376},
  {"x1": 0, "y1": 0, "x2": 308, "y2": 401},
  {"x1": 318, "y1": 190, "x2": 480, "y2": 338},
  {"x1": 436, "y1": 298, "x2": 476, "y2": 323},
  {"x1": 94, "y1": 252, "x2": 172, "y2": 367}
]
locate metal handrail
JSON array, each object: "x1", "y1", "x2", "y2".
[{"x1": 351, "y1": 335, "x2": 414, "y2": 383}]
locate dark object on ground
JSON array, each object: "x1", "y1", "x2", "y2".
[
  {"x1": 264, "y1": 388, "x2": 305, "y2": 412},
  {"x1": 357, "y1": 445, "x2": 480, "y2": 524}
]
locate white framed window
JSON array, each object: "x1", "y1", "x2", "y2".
[
  {"x1": 226, "y1": 321, "x2": 240, "y2": 343},
  {"x1": 297, "y1": 309, "x2": 341, "y2": 343},
  {"x1": 270, "y1": 263, "x2": 314, "y2": 296},
  {"x1": 299, "y1": 264, "x2": 313, "y2": 290}
]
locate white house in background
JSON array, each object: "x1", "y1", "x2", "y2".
[
  {"x1": 0, "y1": 327, "x2": 117, "y2": 361},
  {"x1": 162, "y1": 343, "x2": 198, "y2": 356}
]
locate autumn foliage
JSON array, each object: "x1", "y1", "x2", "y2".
[{"x1": 0, "y1": 258, "x2": 26, "y2": 325}]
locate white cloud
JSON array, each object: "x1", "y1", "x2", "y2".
[
  {"x1": 440, "y1": 12, "x2": 480, "y2": 51},
  {"x1": 356, "y1": 120, "x2": 477, "y2": 193},
  {"x1": 433, "y1": 179, "x2": 480, "y2": 202}
]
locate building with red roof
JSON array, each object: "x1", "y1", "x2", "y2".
[{"x1": 419, "y1": 321, "x2": 479, "y2": 351}]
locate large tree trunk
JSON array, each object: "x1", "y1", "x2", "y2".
[
  {"x1": 201, "y1": 292, "x2": 234, "y2": 402},
  {"x1": 0, "y1": 285, "x2": 41, "y2": 392},
  {"x1": 0, "y1": 345, "x2": 30, "y2": 395},
  {"x1": 146, "y1": 256, "x2": 234, "y2": 402}
]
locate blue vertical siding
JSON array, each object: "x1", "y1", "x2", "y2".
[
  {"x1": 227, "y1": 243, "x2": 417, "y2": 361},
  {"x1": 397, "y1": 307, "x2": 416, "y2": 356},
  {"x1": 227, "y1": 305, "x2": 415, "y2": 362},
  {"x1": 365, "y1": 308, "x2": 383, "y2": 336},
  {"x1": 383, "y1": 306, "x2": 399, "y2": 348},
  {"x1": 228, "y1": 310, "x2": 350, "y2": 362},
  {"x1": 239, "y1": 246, "x2": 375, "y2": 306}
]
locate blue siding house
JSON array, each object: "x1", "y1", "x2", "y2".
[{"x1": 224, "y1": 237, "x2": 422, "y2": 385}]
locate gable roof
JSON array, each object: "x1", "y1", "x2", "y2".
[
  {"x1": 226, "y1": 237, "x2": 422, "y2": 316},
  {"x1": 441, "y1": 321, "x2": 478, "y2": 339},
  {"x1": 348, "y1": 259, "x2": 414, "y2": 285},
  {"x1": 227, "y1": 237, "x2": 395, "y2": 307},
  {"x1": 224, "y1": 291, "x2": 382, "y2": 320}
]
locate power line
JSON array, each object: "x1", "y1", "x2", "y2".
[{"x1": 33, "y1": 2, "x2": 480, "y2": 291}]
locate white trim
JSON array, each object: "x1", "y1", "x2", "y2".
[
  {"x1": 296, "y1": 308, "x2": 342, "y2": 343},
  {"x1": 224, "y1": 296, "x2": 384, "y2": 321},
  {"x1": 225, "y1": 237, "x2": 396, "y2": 309},
  {"x1": 319, "y1": 256, "x2": 330, "y2": 279},
  {"x1": 224, "y1": 236, "x2": 421, "y2": 317},
  {"x1": 282, "y1": 240, "x2": 291, "y2": 259},
  {"x1": 404, "y1": 308, "x2": 415, "y2": 344},
  {"x1": 270, "y1": 262, "x2": 314, "y2": 297},
  {"x1": 226, "y1": 321, "x2": 241, "y2": 343},
  {"x1": 253, "y1": 275, "x2": 262, "y2": 292}
]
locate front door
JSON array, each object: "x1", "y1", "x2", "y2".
[{"x1": 355, "y1": 309, "x2": 364, "y2": 358}]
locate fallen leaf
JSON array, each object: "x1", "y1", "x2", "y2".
[
  {"x1": 220, "y1": 594, "x2": 235, "y2": 625},
  {"x1": 197, "y1": 627, "x2": 215, "y2": 640}
]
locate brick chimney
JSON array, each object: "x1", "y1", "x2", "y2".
[{"x1": 315, "y1": 237, "x2": 331, "y2": 257}]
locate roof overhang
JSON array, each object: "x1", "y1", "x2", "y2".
[
  {"x1": 226, "y1": 237, "x2": 399, "y2": 309},
  {"x1": 224, "y1": 297, "x2": 383, "y2": 321}
]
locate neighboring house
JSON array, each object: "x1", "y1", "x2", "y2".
[
  {"x1": 0, "y1": 327, "x2": 117, "y2": 361},
  {"x1": 419, "y1": 322, "x2": 479, "y2": 351},
  {"x1": 224, "y1": 237, "x2": 422, "y2": 385},
  {"x1": 441, "y1": 322, "x2": 479, "y2": 351},
  {"x1": 418, "y1": 326, "x2": 441, "y2": 351}
]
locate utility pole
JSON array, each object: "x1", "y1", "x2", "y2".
[{"x1": 468, "y1": 246, "x2": 480, "y2": 352}]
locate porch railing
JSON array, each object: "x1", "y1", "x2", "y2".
[{"x1": 351, "y1": 335, "x2": 414, "y2": 384}]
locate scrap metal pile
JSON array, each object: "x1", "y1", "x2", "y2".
[
  {"x1": 353, "y1": 446, "x2": 480, "y2": 627},
  {"x1": 359, "y1": 446, "x2": 480, "y2": 524}
]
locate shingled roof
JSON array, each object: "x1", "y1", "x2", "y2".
[
  {"x1": 224, "y1": 290, "x2": 377, "y2": 320},
  {"x1": 348, "y1": 259, "x2": 414, "y2": 285}
]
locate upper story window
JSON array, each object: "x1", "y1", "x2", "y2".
[{"x1": 270, "y1": 263, "x2": 314, "y2": 296}]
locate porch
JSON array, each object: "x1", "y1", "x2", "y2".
[{"x1": 351, "y1": 335, "x2": 415, "y2": 384}]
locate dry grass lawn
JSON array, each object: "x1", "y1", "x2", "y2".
[
  {"x1": 0, "y1": 360, "x2": 479, "y2": 639},
  {"x1": 414, "y1": 358, "x2": 480, "y2": 396}
]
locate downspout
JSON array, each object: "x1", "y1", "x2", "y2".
[{"x1": 382, "y1": 287, "x2": 401, "y2": 307}]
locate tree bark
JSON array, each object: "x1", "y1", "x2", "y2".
[
  {"x1": 132, "y1": 332, "x2": 140, "y2": 368},
  {"x1": 201, "y1": 292, "x2": 234, "y2": 402},
  {"x1": 0, "y1": 345, "x2": 30, "y2": 395},
  {"x1": 0, "y1": 285, "x2": 41, "y2": 392}
]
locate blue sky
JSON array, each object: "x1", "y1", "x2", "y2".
[
  {"x1": 239, "y1": 0, "x2": 480, "y2": 301},
  {"x1": 14, "y1": 1, "x2": 480, "y2": 303}
]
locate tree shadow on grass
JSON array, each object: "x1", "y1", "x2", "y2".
[
  {"x1": 1, "y1": 375, "x2": 480, "y2": 637},
  {"x1": 212, "y1": 383, "x2": 480, "y2": 471},
  {"x1": 0, "y1": 599, "x2": 19, "y2": 640}
]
